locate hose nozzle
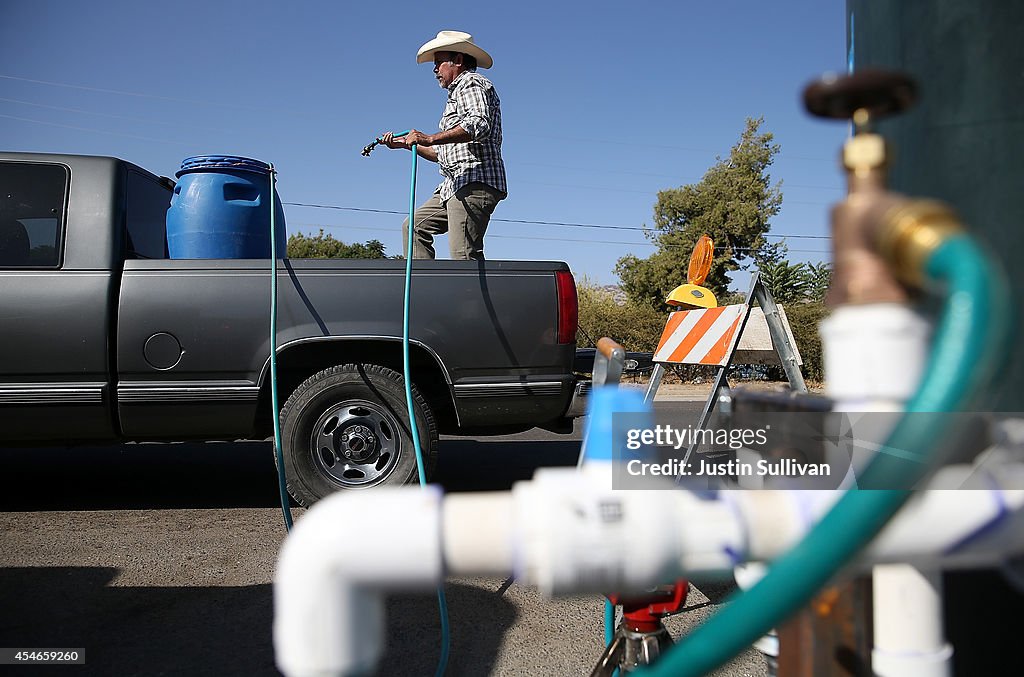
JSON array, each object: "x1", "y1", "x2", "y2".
[{"x1": 361, "y1": 130, "x2": 410, "y2": 157}]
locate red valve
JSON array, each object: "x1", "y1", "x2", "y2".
[{"x1": 608, "y1": 580, "x2": 690, "y2": 634}]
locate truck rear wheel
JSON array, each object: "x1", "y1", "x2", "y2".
[{"x1": 279, "y1": 363, "x2": 438, "y2": 506}]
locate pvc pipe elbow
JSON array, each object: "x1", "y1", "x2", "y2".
[{"x1": 273, "y1": 486, "x2": 444, "y2": 677}]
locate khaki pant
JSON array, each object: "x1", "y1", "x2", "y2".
[{"x1": 401, "y1": 182, "x2": 502, "y2": 260}]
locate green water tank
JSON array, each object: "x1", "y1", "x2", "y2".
[
  {"x1": 848, "y1": 0, "x2": 1024, "y2": 410},
  {"x1": 849, "y1": 5, "x2": 1024, "y2": 674}
]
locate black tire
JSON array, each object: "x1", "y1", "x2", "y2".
[{"x1": 279, "y1": 363, "x2": 438, "y2": 506}]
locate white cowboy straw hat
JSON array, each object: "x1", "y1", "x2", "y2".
[{"x1": 416, "y1": 30, "x2": 493, "y2": 69}]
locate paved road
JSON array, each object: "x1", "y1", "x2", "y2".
[{"x1": 0, "y1": 401, "x2": 768, "y2": 676}]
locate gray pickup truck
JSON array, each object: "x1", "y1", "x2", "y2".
[{"x1": 0, "y1": 151, "x2": 583, "y2": 505}]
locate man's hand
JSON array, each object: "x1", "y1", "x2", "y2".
[
  {"x1": 382, "y1": 129, "x2": 433, "y2": 150},
  {"x1": 403, "y1": 129, "x2": 434, "y2": 147}
]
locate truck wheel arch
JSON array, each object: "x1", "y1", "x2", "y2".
[{"x1": 253, "y1": 337, "x2": 457, "y2": 437}]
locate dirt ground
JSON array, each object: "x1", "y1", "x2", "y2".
[{"x1": 635, "y1": 380, "x2": 825, "y2": 400}]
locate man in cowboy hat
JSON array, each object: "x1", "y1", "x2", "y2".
[{"x1": 381, "y1": 30, "x2": 506, "y2": 260}]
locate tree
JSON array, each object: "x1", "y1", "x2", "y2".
[
  {"x1": 751, "y1": 239, "x2": 832, "y2": 305},
  {"x1": 754, "y1": 253, "x2": 832, "y2": 382},
  {"x1": 287, "y1": 229, "x2": 390, "y2": 259},
  {"x1": 616, "y1": 117, "x2": 783, "y2": 308},
  {"x1": 805, "y1": 262, "x2": 833, "y2": 302},
  {"x1": 757, "y1": 258, "x2": 811, "y2": 304}
]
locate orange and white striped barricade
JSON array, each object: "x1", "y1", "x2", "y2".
[
  {"x1": 641, "y1": 274, "x2": 806, "y2": 478},
  {"x1": 653, "y1": 305, "x2": 748, "y2": 367}
]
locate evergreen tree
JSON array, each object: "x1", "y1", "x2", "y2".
[{"x1": 616, "y1": 117, "x2": 783, "y2": 308}]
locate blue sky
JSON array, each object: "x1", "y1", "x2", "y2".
[{"x1": 1, "y1": 0, "x2": 848, "y2": 290}]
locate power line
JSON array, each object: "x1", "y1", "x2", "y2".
[
  {"x1": 1, "y1": 74, "x2": 844, "y2": 195},
  {"x1": 515, "y1": 178, "x2": 835, "y2": 204},
  {"x1": 0, "y1": 73, "x2": 841, "y2": 231},
  {"x1": 2, "y1": 74, "x2": 841, "y2": 165},
  {"x1": 0, "y1": 73, "x2": 267, "y2": 113},
  {"x1": 288, "y1": 222, "x2": 831, "y2": 254},
  {"x1": 520, "y1": 161, "x2": 844, "y2": 191},
  {"x1": 0, "y1": 112, "x2": 187, "y2": 146},
  {"x1": 0, "y1": 96, "x2": 232, "y2": 133},
  {"x1": 284, "y1": 202, "x2": 831, "y2": 240},
  {"x1": 0, "y1": 73, "x2": 325, "y2": 122},
  {"x1": 0, "y1": 108, "x2": 839, "y2": 221},
  {"x1": 519, "y1": 132, "x2": 835, "y2": 163}
]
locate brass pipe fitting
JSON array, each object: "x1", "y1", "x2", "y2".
[
  {"x1": 828, "y1": 194, "x2": 910, "y2": 307},
  {"x1": 876, "y1": 200, "x2": 964, "y2": 289},
  {"x1": 844, "y1": 132, "x2": 887, "y2": 178},
  {"x1": 826, "y1": 129, "x2": 911, "y2": 307}
]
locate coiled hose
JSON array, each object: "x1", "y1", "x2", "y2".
[{"x1": 640, "y1": 234, "x2": 1010, "y2": 677}]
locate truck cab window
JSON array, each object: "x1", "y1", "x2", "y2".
[
  {"x1": 126, "y1": 170, "x2": 171, "y2": 259},
  {"x1": 0, "y1": 161, "x2": 67, "y2": 267}
]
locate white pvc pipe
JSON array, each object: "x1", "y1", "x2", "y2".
[
  {"x1": 272, "y1": 466, "x2": 1024, "y2": 677},
  {"x1": 468, "y1": 466, "x2": 1024, "y2": 590},
  {"x1": 512, "y1": 465, "x2": 747, "y2": 596},
  {"x1": 443, "y1": 491, "x2": 515, "y2": 575},
  {"x1": 820, "y1": 303, "x2": 932, "y2": 489},
  {"x1": 273, "y1": 486, "x2": 444, "y2": 677},
  {"x1": 820, "y1": 302, "x2": 954, "y2": 676},
  {"x1": 872, "y1": 565, "x2": 952, "y2": 677},
  {"x1": 819, "y1": 303, "x2": 931, "y2": 412}
]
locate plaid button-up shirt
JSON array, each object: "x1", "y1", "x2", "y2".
[{"x1": 435, "y1": 71, "x2": 507, "y2": 202}]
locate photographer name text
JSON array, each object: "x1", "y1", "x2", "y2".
[{"x1": 626, "y1": 457, "x2": 831, "y2": 477}]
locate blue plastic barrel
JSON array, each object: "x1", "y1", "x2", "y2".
[{"x1": 166, "y1": 155, "x2": 287, "y2": 258}]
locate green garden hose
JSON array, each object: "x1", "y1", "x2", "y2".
[
  {"x1": 269, "y1": 164, "x2": 294, "y2": 532},
  {"x1": 270, "y1": 140, "x2": 451, "y2": 672},
  {"x1": 401, "y1": 138, "x2": 451, "y2": 677}
]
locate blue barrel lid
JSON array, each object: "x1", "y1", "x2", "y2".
[{"x1": 176, "y1": 155, "x2": 273, "y2": 178}]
